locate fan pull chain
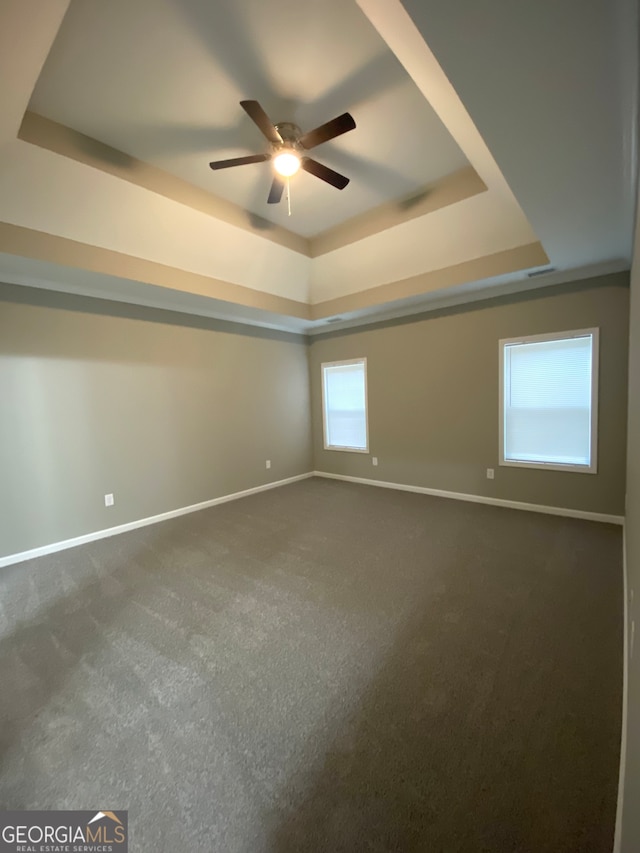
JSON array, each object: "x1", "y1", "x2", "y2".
[{"x1": 287, "y1": 177, "x2": 292, "y2": 216}]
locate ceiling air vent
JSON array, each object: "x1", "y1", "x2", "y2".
[{"x1": 527, "y1": 267, "x2": 557, "y2": 278}]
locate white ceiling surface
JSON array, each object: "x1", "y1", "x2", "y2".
[
  {"x1": 0, "y1": 138, "x2": 313, "y2": 303},
  {"x1": 311, "y1": 191, "x2": 538, "y2": 303},
  {"x1": 0, "y1": 0, "x2": 67, "y2": 144},
  {"x1": 398, "y1": 0, "x2": 637, "y2": 269},
  {"x1": 0, "y1": 0, "x2": 636, "y2": 333},
  {"x1": 28, "y1": 0, "x2": 469, "y2": 238}
]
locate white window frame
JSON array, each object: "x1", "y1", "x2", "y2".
[
  {"x1": 321, "y1": 358, "x2": 369, "y2": 453},
  {"x1": 499, "y1": 328, "x2": 599, "y2": 474}
]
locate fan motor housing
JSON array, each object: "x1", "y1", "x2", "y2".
[{"x1": 274, "y1": 122, "x2": 302, "y2": 147}]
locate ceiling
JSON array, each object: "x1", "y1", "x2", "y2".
[
  {"x1": 0, "y1": 0, "x2": 636, "y2": 334},
  {"x1": 27, "y1": 0, "x2": 470, "y2": 238}
]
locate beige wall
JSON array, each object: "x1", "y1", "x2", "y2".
[
  {"x1": 0, "y1": 284, "x2": 312, "y2": 558},
  {"x1": 621, "y1": 196, "x2": 640, "y2": 850},
  {"x1": 0, "y1": 270, "x2": 630, "y2": 562},
  {"x1": 310, "y1": 272, "x2": 629, "y2": 516}
]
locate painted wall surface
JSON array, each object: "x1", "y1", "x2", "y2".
[
  {"x1": 0, "y1": 284, "x2": 312, "y2": 558},
  {"x1": 310, "y1": 273, "x2": 629, "y2": 516},
  {"x1": 620, "y1": 198, "x2": 640, "y2": 851}
]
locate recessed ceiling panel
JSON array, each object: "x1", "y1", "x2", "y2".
[{"x1": 29, "y1": 0, "x2": 469, "y2": 237}]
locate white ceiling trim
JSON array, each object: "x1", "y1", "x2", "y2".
[
  {"x1": 307, "y1": 261, "x2": 631, "y2": 335},
  {"x1": 0, "y1": 253, "x2": 311, "y2": 335}
]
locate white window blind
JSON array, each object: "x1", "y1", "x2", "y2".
[
  {"x1": 322, "y1": 359, "x2": 368, "y2": 451},
  {"x1": 501, "y1": 330, "x2": 597, "y2": 470}
]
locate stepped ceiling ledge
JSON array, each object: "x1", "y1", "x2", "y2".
[{"x1": 0, "y1": 0, "x2": 634, "y2": 333}]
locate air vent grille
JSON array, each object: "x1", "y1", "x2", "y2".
[{"x1": 527, "y1": 267, "x2": 557, "y2": 278}]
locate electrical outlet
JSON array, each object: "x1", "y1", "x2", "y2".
[
  {"x1": 486, "y1": 468, "x2": 495, "y2": 480},
  {"x1": 372, "y1": 457, "x2": 378, "y2": 466},
  {"x1": 104, "y1": 493, "x2": 114, "y2": 507},
  {"x1": 265, "y1": 460, "x2": 271, "y2": 470}
]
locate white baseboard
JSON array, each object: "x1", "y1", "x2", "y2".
[
  {"x1": 0, "y1": 472, "x2": 314, "y2": 569},
  {"x1": 1, "y1": 469, "x2": 624, "y2": 569},
  {"x1": 313, "y1": 471, "x2": 625, "y2": 525},
  {"x1": 614, "y1": 526, "x2": 629, "y2": 853}
]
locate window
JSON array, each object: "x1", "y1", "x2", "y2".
[
  {"x1": 499, "y1": 329, "x2": 598, "y2": 473},
  {"x1": 322, "y1": 358, "x2": 368, "y2": 452}
]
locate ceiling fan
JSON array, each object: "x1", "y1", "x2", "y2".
[{"x1": 209, "y1": 100, "x2": 356, "y2": 204}]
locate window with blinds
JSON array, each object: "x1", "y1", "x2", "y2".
[
  {"x1": 322, "y1": 359, "x2": 368, "y2": 452},
  {"x1": 500, "y1": 329, "x2": 598, "y2": 472}
]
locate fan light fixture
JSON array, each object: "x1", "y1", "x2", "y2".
[
  {"x1": 209, "y1": 101, "x2": 356, "y2": 205},
  {"x1": 273, "y1": 150, "x2": 301, "y2": 177}
]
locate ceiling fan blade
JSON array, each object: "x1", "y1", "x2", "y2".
[
  {"x1": 267, "y1": 177, "x2": 285, "y2": 204},
  {"x1": 209, "y1": 153, "x2": 270, "y2": 170},
  {"x1": 240, "y1": 100, "x2": 282, "y2": 145},
  {"x1": 298, "y1": 113, "x2": 356, "y2": 150},
  {"x1": 300, "y1": 157, "x2": 350, "y2": 190}
]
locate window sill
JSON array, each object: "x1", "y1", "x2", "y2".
[
  {"x1": 324, "y1": 446, "x2": 369, "y2": 454},
  {"x1": 499, "y1": 459, "x2": 597, "y2": 474}
]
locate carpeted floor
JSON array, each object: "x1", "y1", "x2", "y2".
[{"x1": 0, "y1": 478, "x2": 622, "y2": 852}]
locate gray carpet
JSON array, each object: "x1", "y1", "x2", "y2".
[{"x1": 0, "y1": 478, "x2": 622, "y2": 852}]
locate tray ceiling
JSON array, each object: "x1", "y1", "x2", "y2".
[{"x1": 0, "y1": 0, "x2": 634, "y2": 334}]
